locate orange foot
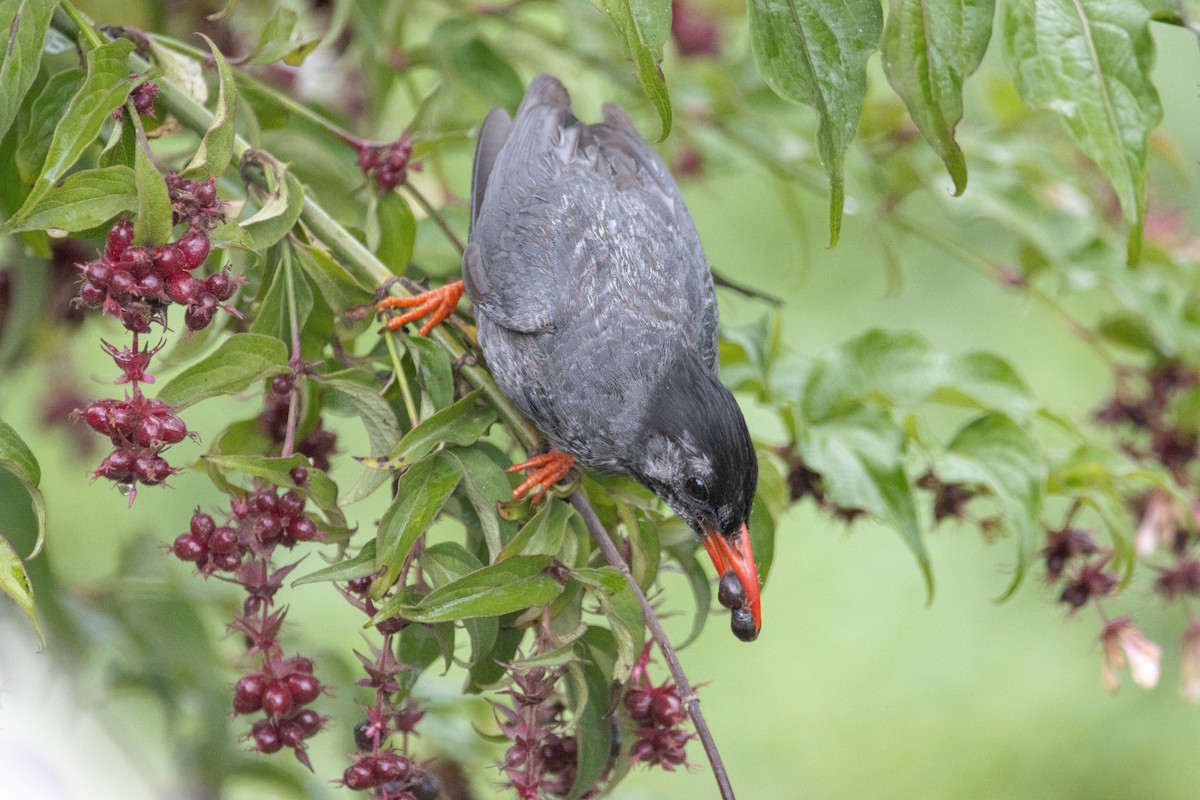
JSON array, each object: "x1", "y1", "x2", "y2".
[
  {"x1": 377, "y1": 280, "x2": 465, "y2": 336},
  {"x1": 508, "y1": 450, "x2": 576, "y2": 504}
]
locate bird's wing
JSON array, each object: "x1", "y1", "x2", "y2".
[{"x1": 470, "y1": 106, "x2": 513, "y2": 229}]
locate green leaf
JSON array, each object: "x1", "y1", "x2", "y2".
[
  {"x1": 8, "y1": 39, "x2": 137, "y2": 226},
  {"x1": 592, "y1": 0, "x2": 673, "y2": 140},
  {"x1": 381, "y1": 555, "x2": 562, "y2": 623},
  {"x1": 799, "y1": 405, "x2": 932, "y2": 597},
  {"x1": 242, "y1": 168, "x2": 305, "y2": 251},
  {"x1": 0, "y1": 533, "x2": 42, "y2": 646},
  {"x1": 665, "y1": 535, "x2": 712, "y2": 646},
  {"x1": 245, "y1": 5, "x2": 321, "y2": 66},
  {"x1": 565, "y1": 656, "x2": 613, "y2": 800},
  {"x1": 133, "y1": 121, "x2": 172, "y2": 245},
  {"x1": 499, "y1": 498, "x2": 576, "y2": 561},
  {"x1": 0, "y1": 0, "x2": 57, "y2": 140},
  {"x1": 439, "y1": 447, "x2": 514, "y2": 561},
  {"x1": 369, "y1": 192, "x2": 417, "y2": 273},
  {"x1": 0, "y1": 420, "x2": 46, "y2": 560},
  {"x1": 422, "y1": 542, "x2": 498, "y2": 668},
  {"x1": 357, "y1": 390, "x2": 497, "y2": 473},
  {"x1": 293, "y1": 540, "x2": 377, "y2": 586},
  {"x1": 748, "y1": 0, "x2": 882, "y2": 245},
  {"x1": 17, "y1": 68, "x2": 84, "y2": 183},
  {"x1": 405, "y1": 336, "x2": 455, "y2": 414},
  {"x1": 374, "y1": 455, "x2": 462, "y2": 591},
  {"x1": 249, "y1": 249, "x2": 313, "y2": 351},
  {"x1": 320, "y1": 373, "x2": 402, "y2": 504},
  {"x1": 0, "y1": 165, "x2": 135, "y2": 235},
  {"x1": 98, "y1": 111, "x2": 136, "y2": 169},
  {"x1": 157, "y1": 333, "x2": 289, "y2": 408},
  {"x1": 448, "y1": 36, "x2": 525, "y2": 112},
  {"x1": 184, "y1": 35, "x2": 236, "y2": 178},
  {"x1": 294, "y1": 242, "x2": 375, "y2": 313},
  {"x1": 574, "y1": 567, "x2": 644, "y2": 683},
  {"x1": 1002, "y1": 0, "x2": 1162, "y2": 261},
  {"x1": 935, "y1": 413, "x2": 1043, "y2": 599},
  {"x1": 149, "y1": 40, "x2": 208, "y2": 105},
  {"x1": 881, "y1": 0, "x2": 994, "y2": 194}
]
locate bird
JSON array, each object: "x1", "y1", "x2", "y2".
[{"x1": 379, "y1": 75, "x2": 761, "y2": 641}]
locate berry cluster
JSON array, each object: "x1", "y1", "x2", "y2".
[
  {"x1": 171, "y1": 470, "x2": 328, "y2": 765},
  {"x1": 77, "y1": 215, "x2": 234, "y2": 333},
  {"x1": 622, "y1": 675, "x2": 692, "y2": 770},
  {"x1": 341, "y1": 748, "x2": 441, "y2": 799},
  {"x1": 236, "y1": 655, "x2": 326, "y2": 758},
  {"x1": 165, "y1": 173, "x2": 225, "y2": 232},
  {"x1": 83, "y1": 391, "x2": 188, "y2": 488},
  {"x1": 495, "y1": 666, "x2": 588, "y2": 799},
  {"x1": 354, "y1": 135, "x2": 419, "y2": 194},
  {"x1": 169, "y1": 471, "x2": 319, "y2": 576}
]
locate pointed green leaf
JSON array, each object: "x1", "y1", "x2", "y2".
[
  {"x1": 242, "y1": 168, "x2": 305, "y2": 251},
  {"x1": 592, "y1": 0, "x2": 672, "y2": 139},
  {"x1": 422, "y1": 542, "x2": 499, "y2": 667},
  {"x1": 245, "y1": 5, "x2": 321, "y2": 66},
  {"x1": 0, "y1": 165, "x2": 136, "y2": 235},
  {"x1": 9, "y1": 39, "x2": 137, "y2": 226},
  {"x1": 405, "y1": 336, "x2": 455, "y2": 414},
  {"x1": 439, "y1": 447, "x2": 515, "y2": 561},
  {"x1": 0, "y1": 533, "x2": 41, "y2": 646},
  {"x1": 574, "y1": 567, "x2": 644, "y2": 682},
  {"x1": 374, "y1": 455, "x2": 462, "y2": 590},
  {"x1": 133, "y1": 120, "x2": 172, "y2": 245},
  {"x1": 748, "y1": 0, "x2": 882, "y2": 245},
  {"x1": 565, "y1": 656, "x2": 613, "y2": 800},
  {"x1": 799, "y1": 405, "x2": 932, "y2": 597},
  {"x1": 381, "y1": 555, "x2": 561, "y2": 623},
  {"x1": 369, "y1": 192, "x2": 417, "y2": 273},
  {"x1": 184, "y1": 35, "x2": 236, "y2": 178},
  {"x1": 294, "y1": 242, "x2": 374, "y2": 314},
  {"x1": 935, "y1": 413, "x2": 1043, "y2": 599},
  {"x1": 157, "y1": 333, "x2": 289, "y2": 407},
  {"x1": 357, "y1": 390, "x2": 497, "y2": 473},
  {"x1": 319, "y1": 373, "x2": 402, "y2": 504},
  {"x1": 293, "y1": 540, "x2": 377, "y2": 585},
  {"x1": 882, "y1": 0, "x2": 994, "y2": 194},
  {"x1": 499, "y1": 498, "x2": 576, "y2": 561},
  {"x1": 17, "y1": 68, "x2": 84, "y2": 183},
  {"x1": 0, "y1": 420, "x2": 46, "y2": 560},
  {"x1": 1002, "y1": 0, "x2": 1161, "y2": 261},
  {"x1": 0, "y1": 0, "x2": 58, "y2": 140}
]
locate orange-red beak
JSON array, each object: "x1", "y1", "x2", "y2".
[{"x1": 700, "y1": 522, "x2": 761, "y2": 641}]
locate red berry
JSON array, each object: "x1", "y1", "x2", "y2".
[
  {"x1": 136, "y1": 453, "x2": 172, "y2": 485},
  {"x1": 262, "y1": 681, "x2": 294, "y2": 716},
  {"x1": 254, "y1": 513, "x2": 281, "y2": 540},
  {"x1": 651, "y1": 690, "x2": 684, "y2": 727},
  {"x1": 213, "y1": 551, "x2": 242, "y2": 571},
  {"x1": 157, "y1": 414, "x2": 188, "y2": 444},
  {"x1": 123, "y1": 246, "x2": 153, "y2": 277},
  {"x1": 166, "y1": 272, "x2": 200, "y2": 305},
  {"x1": 184, "y1": 305, "x2": 213, "y2": 331},
  {"x1": 135, "y1": 272, "x2": 163, "y2": 298},
  {"x1": 375, "y1": 754, "x2": 411, "y2": 781},
  {"x1": 206, "y1": 270, "x2": 235, "y2": 300},
  {"x1": 289, "y1": 465, "x2": 308, "y2": 485},
  {"x1": 85, "y1": 258, "x2": 114, "y2": 286},
  {"x1": 347, "y1": 576, "x2": 372, "y2": 594},
  {"x1": 294, "y1": 708, "x2": 322, "y2": 735},
  {"x1": 194, "y1": 179, "x2": 217, "y2": 207},
  {"x1": 624, "y1": 688, "x2": 653, "y2": 722},
  {"x1": 83, "y1": 401, "x2": 114, "y2": 434},
  {"x1": 196, "y1": 292, "x2": 219, "y2": 313},
  {"x1": 233, "y1": 673, "x2": 267, "y2": 714},
  {"x1": 632, "y1": 739, "x2": 656, "y2": 763},
  {"x1": 134, "y1": 416, "x2": 162, "y2": 447},
  {"x1": 279, "y1": 719, "x2": 306, "y2": 748},
  {"x1": 284, "y1": 672, "x2": 321, "y2": 705},
  {"x1": 209, "y1": 526, "x2": 237, "y2": 554},
  {"x1": 254, "y1": 724, "x2": 283, "y2": 754},
  {"x1": 176, "y1": 231, "x2": 210, "y2": 270},
  {"x1": 271, "y1": 374, "x2": 294, "y2": 396},
  {"x1": 254, "y1": 491, "x2": 279, "y2": 513},
  {"x1": 190, "y1": 512, "x2": 215, "y2": 538},
  {"x1": 78, "y1": 281, "x2": 106, "y2": 307},
  {"x1": 152, "y1": 244, "x2": 182, "y2": 276},
  {"x1": 172, "y1": 533, "x2": 208, "y2": 562},
  {"x1": 120, "y1": 307, "x2": 153, "y2": 334},
  {"x1": 109, "y1": 270, "x2": 135, "y2": 298},
  {"x1": 289, "y1": 656, "x2": 314, "y2": 674},
  {"x1": 343, "y1": 760, "x2": 378, "y2": 790},
  {"x1": 288, "y1": 516, "x2": 317, "y2": 542},
  {"x1": 106, "y1": 219, "x2": 134, "y2": 260},
  {"x1": 277, "y1": 490, "x2": 304, "y2": 517}
]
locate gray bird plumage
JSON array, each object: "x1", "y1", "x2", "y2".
[{"x1": 465, "y1": 74, "x2": 763, "y2": 641}]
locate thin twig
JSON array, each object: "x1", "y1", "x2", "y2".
[
  {"x1": 569, "y1": 494, "x2": 735, "y2": 800},
  {"x1": 402, "y1": 182, "x2": 465, "y2": 254}
]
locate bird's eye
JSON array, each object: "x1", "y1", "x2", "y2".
[{"x1": 684, "y1": 476, "x2": 709, "y2": 502}]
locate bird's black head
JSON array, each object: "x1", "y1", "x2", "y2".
[{"x1": 628, "y1": 352, "x2": 761, "y2": 640}]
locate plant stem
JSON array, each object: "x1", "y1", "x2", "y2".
[{"x1": 569, "y1": 494, "x2": 736, "y2": 800}]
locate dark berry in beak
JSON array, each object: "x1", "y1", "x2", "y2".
[
  {"x1": 731, "y1": 607, "x2": 757, "y2": 642},
  {"x1": 717, "y1": 569, "x2": 745, "y2": 610}
]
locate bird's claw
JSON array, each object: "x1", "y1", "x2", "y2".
[
  {"x1": 377, "y1": 279, "x2": 465, "y2": 336},
  {"x1": 508, "y1": 450, "x2": 576, "y2": 504}
]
